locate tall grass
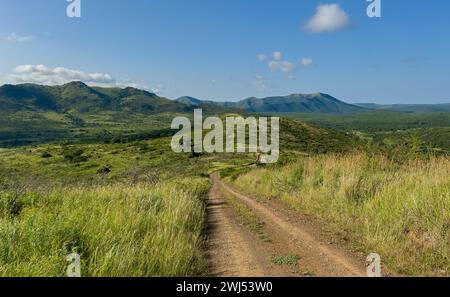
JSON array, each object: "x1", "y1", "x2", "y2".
[
  {"x1": 0, "y1": 178, "x2": 210, "y2": 277},
  {"x1": 231, "y1": 154, "x2": 450, "y2": 276}
]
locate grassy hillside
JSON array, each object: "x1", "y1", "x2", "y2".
[
  {"x1": 279, "y1": 118, "x2": 362, "y2": 155},
  {"x1": 0, "y1": 82, "x2": 186, "y2": 114},
  {"x1": 0, "y1": 82, "x2": 191, "y2": 147},
  {"x1": 276, "y1": 111, "x2": 450, "y2": 152}
]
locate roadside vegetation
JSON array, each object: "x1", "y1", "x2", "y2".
[
  {"x1": 229, "y1": 154, "x2": 450, "y2": 276},
  {"x1": 0, "y1": 178, "x2": 209, "y2": 276}
]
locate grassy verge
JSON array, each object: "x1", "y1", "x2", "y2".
[
  {"x1": 0, "y1": 178, "x2": 210, "y2": 276},
  {"x1": 230, "y1": 154, "x2": 450, "y2": 276}
]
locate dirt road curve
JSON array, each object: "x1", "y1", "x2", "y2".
[{"x1": 206, "y1": 172, "x2": 367, "y2": 277}]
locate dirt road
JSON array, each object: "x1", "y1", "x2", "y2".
[{"x1": 206, "y1": 172, "x2": 367, "y2": 277}]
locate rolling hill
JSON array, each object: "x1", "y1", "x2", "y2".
[
  {"x1": 0, "y1": 81, "x2": 188, "y2": 114},
  {"x1": 0, "y1": 82, "x2": 364, "y2": 151},
  {"x1": 234, "y1": 93, "x2": 366, "y2": 113}
]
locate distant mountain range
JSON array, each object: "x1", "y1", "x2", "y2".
[
  {"x1": 1, "y1": 82, "x2": 449, "y2": 115},
  {"x1": 355, "y1": 103, "x2": 450, "y2": 113},
  {"x1": 178, "y1": 94, "x2": 450, "y2": 114},
  {"x1": 177, "y1": 93, "x2": 366, "y2": 114}
]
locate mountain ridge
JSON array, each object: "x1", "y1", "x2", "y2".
[
  {"x1": 177, "y1": 92, "x2": 367, "y2": 114},
  {"x1": 0, "y1": 81, "x2": 185, "y2": 114},
  {"x1": 3, "y1": 82, "x2": 449, "y2": 115}
]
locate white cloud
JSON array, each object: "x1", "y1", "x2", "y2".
[
  {"x1": 301, "y1": 58, "x2": 313, "y2": 66},
  {"x1": 0, "y1": 64, "x2": 154, "y2": 91},
  {"x1": 269, "y1": 60, "x2": 295, "y2": 73},
  {"x1": 305, "y1": 4, "x2": 351, "y2": 33},
  {"x1": 257, "y1": 51, "x2": 297, "y2": 77},
  {"x1": 4, "y1": 33, "x2": 35, "y2": 43},
  {"x1": 7, "y1": 64, "x2": 115, "y2": 86},
  {"x1": 273, "y1": 51, "x2": 282, "y2": 61},
  {"x1": 257, "y1": 54, "x2": 268, "y2": 61}
]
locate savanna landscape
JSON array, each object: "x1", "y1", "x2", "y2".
[
  {"x1": 0, "y1": 0, "x2": 449, "y2": 283},
  {"x1": 0, "y1": 82, "x2": 448, "y2": 277}
]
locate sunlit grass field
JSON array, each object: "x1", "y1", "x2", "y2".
[
  {"x1": 230, "y1": 154, "x2": 450, "y2": 276},
  {"x1": 0, "y1": 178, "x2": 209, "y2": 276}
]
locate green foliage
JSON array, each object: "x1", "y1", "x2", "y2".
[
  {"x1": 280, "y1": 118, "x2": 362, "y2": 154},
  {"x1": 41, "y1": 152, "x2": 52, "y2": 158},
  {"x1": 279, "y1": 111, "x2": 450, "y2": 152},
  {"x1": 62, "y1": 147, "x2": 88, "y2": 163},
  {"x1": 0, "y1": 178, "x2": 210, "y2": 276}
]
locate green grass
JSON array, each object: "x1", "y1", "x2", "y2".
[
  {"x1": 230, "y1": 154, "x2": 450, "y2": 276},
  {"x1": 271, "y1": 255, "x2": 300, "y2": 266},
  {"x1": 0, "y1": 178, "x2": 210, "y2": 276},
  {"x1": 0, "y1": 136, "x2": 256, "y2": 277}
]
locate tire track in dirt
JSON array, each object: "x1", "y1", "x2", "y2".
[
  {"x1": 206, "y1": 173, "x2": 299, "y2": 276},
  {"x1": 207, "y1": 172, "x2": 367, "y2": 277}
]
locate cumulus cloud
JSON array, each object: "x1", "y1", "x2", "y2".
[
  {"x1": 269, "y1": 60, "x2": 295, "y2": 73},
  {"x1": 0, "y1": 64, "x2": 154, "y2": 91},
  {"x1": 3, "y1": 33, "x2": 35, "y2": 43},
  {"x1": 6, "y1": 64, "x2": 115, "y2": 86},
  {"x1": 258, "y1": 51, "x2": 296, "y2": 76},
  {"x1": 305, "y1": 4, "x2": 351, "y2": 33},
  {"x1": 301, "y1": 58, "x2": 313, "y2": 66}
]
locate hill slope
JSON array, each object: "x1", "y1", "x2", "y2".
[
  {"x1": 235, "y1": 93, "x2": 366, "y2": 113},
  {"x1": 0, "y1": 81, "x2": 187, "y2": 114}
]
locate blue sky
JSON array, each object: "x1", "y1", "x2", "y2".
[{"x1": 0, "y1": 0, "x2": 449, "y2": 103}]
